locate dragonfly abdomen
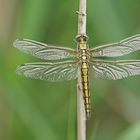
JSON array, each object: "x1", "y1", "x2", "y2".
[
  {"x1": 81, "y1": 62, "x2": 90, "y2": 119},
  {"x1": 80, "y1": 46, "x2": 90, "y2": 119}
]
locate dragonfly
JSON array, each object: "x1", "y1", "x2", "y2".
[{"x1": 13, "y1": 34, "x2": 140, "y2": 119}]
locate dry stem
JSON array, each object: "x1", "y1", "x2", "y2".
[{"x1": 77, "y1": 0, "x2": 87, "y2": 140}]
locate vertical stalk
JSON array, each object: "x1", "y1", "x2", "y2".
[
  {"x1": 77, "y1": 0, "x2": 87, "y2": 35},
  {"x1": 77, "y1": 0, "x2": 87, "y2": 140}
]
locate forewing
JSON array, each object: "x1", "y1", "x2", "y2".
[
  {"x1": 91, "y1": 60, "x2": 140, "y2": 80},
  {"x1": 91, "y1": 34, "x2": 140, "y2": 57},
  {"x1": 13, "y1": 39, "x2": 77, "y2": 60},
  {"x1": 16, "y1": 60, "x2": 78, "y2": 82}
]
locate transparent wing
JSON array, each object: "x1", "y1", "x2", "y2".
[
  {"x1": 91, "y1": 60, "x2": 140, "y2": 80},
  {"x1": 13, "y1": 39, "x2": 77, "y2": 60},
  {"x1": 91, "y1": 34, "x2": 140, "y2": 57},
  {"x1": 16, "y1": 60, "x2": 78, "y2": 82}
]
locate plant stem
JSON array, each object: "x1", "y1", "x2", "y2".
[
  {"x1": 77, "y1": 0, "x2": 87, "y2": 140},
  {"x1": 77, "y1": 0, "x2": 87, "y2": 35}
]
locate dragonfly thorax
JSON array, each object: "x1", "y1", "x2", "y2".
[{"x1": 78, "y1": 40, "x2": 90, "y2": 62}]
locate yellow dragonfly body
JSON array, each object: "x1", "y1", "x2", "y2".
[
  {"x1": 14, "y1": 34, "x2": 140, "y2": 119},
  {"x1": 78, "y1": 36, "x2": 90, "y2": 118}
]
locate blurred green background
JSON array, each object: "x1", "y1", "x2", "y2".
[{"x1": 0, "y1": 0, "x2": 140, "y2": 140}]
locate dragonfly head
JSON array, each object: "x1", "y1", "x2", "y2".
[
  {"x1": 76, "y1": 35, "x2": 89, "y2": 50},
  {"x1": 75, "y1": 34, "x2": 89, "y2": 43}
]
